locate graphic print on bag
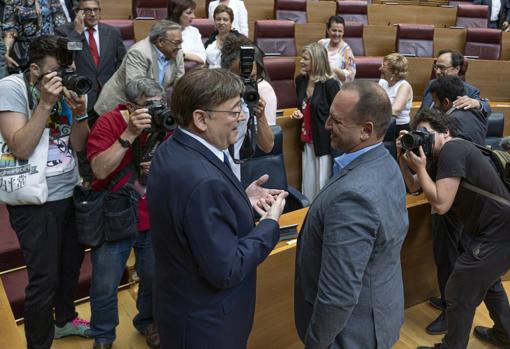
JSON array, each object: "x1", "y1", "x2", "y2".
[{"x1": 0, "y1": 141, "x2": 38, "y2": 193}]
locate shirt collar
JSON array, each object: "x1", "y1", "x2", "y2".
[
  {"x1": 445, "y1": 106, "x2": 456, "y2": 115},
  {"x1": 179, "y1": 127, "x2": 225, "y2": 162},
  {"x1": 156, "y1": 47, "x2": 169, "y2": 63},
  {"x1": 85, "y1": 24, "x2": 99, "y2": 32},
  {"x1": 333, "y1": 142, "x2": 382, "y2": 175}
]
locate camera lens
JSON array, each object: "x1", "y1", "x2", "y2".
[{"x1": 401, "y1": 133, "x2": 422, "y2": 151}]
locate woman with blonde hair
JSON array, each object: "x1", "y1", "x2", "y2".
[
  {"x1": 291, "y1": 43, "x2": 340, "y2": 200},
  {"x1": 378, "y1": 53, "x2": 413, "y2": 136}
]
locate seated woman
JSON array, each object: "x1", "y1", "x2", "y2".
[
  {"x1": 378, "y1": 53, "x2": 413, "y2": 136},
  {"x1": 291, "y1": 43, "x2": 340, "y2": 200},
  {"x1": 168, "y1": 0, "x2": 206, "y2": 65},
  {"x1": 208, "y1": 0, "x2": 248, "y2": 36},
  {"x1": 318, "y1": 15, "x2": 356, "y2": 83},
  {"x1": 204, "y1": 5, "x2": 240, "y2": 69}
]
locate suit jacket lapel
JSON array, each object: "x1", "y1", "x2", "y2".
[
  {"x1": 150, "y1": 43, "x2": 160, "y2": 82},
  {"x1": 97, "y1": 24, "x2": 109, "y2": 72},
  {"x1": 173, "y1": 129, "x2": 253, "y2": 213}
]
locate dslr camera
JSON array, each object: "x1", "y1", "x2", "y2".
[
  {"x1": 239, "y1": 46, "x2": 259, "y2": 109},
  {"x1": 145, "y1": 100, "x2": 176, "y2": 133},
  {"x1": 55, "y1": 38, "x2": 93, "y2": 95},
  {"x1": 401, "y1": 128, "x2": 435, "y2": 159},
  {"x1": 56, "y1": 67, "x2": 92, "y2": 96}
]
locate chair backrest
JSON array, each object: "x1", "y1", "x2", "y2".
[
  {"x1": 430, "y1": 57, "x2": 469, "y2": 80},
  {"x1": 275, "y1": 0, "x2": 307, "y2": 24},
  {"x1": 396, "y1": 24, "x2": 434, "y2": 57},
  {"x1": 263, "y1": 57, "x2": 298, "y2": 109},
  {"x1": 486, "y1": 113, "x2": 505, "y2": 150},
  {"x1": 456, "y1": 4, "x2": 489, "y2": 28},
  {"x1": 343, "y1": 21, "x2": 365, "y2": 56},
  {"x1": 336, "y1": 1, "x2": 368, "y2": 25},
  {"x1": 133, "y1": 0, "x2": 168, "y2": 19},
  {"x1": 353, "y1": 56, "x2": 382, "y2": 81},
  {"x1": 464, "y1": 28, "x2": 502, "y2": 60},
  {"x1": 240, "y1": 125, "x2": 288, "y2": 190},
  {"x1": 100, "y1": 20, "x2": 135, "y2": 49},
  {"x1": 254, "y1": 20, "x2": 297, "y2": 57},
  {"x1": 383, "y1": 117, "x2": 397, "y2": 160},
  {"x1": 191, "y1": 18, "x2": 216, "y2": 45}
]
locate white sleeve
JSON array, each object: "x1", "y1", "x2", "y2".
[
  {"x1": 208, "y1": 1, "x2": 217, "y2": 19},
  {"x1": 258, "y1": 80, "x2": 277, "y2": 125},
  {"x1": 187, "y1": 27, "x2": 206, "y2": 62},
  {"x1": 237, "y1": 1, "x2": 249, "y2": 36}
]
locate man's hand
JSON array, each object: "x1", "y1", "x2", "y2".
[
  {"x1": 245, "y1": 174, "x2": 284, "y2": 209},
  {"x1": 140, "y1": 161, "x2": 151, "y2": 176},
  {"x1": 453, "y1": 95, "x2": 480, "y2": 110},
  {"x1": 4, "y1": 53, "x2": 19, "y2": 69},
  {"x1": 290, "y1": 109, "x2": 303, "y2": 120},
  {"x1": 257, "y1": 191, "x2": 288, "y2": 222},
  {"x1": 73, "y1": 10, "x2": 86, "y2": 34},
  {"x1": 253, "y1": 98, "x2": 266, "y2": 120},
  {"x1": 395, "y1": 130, "x2": 409, "y2": 159},
  {"x1": 402, "y1": 146, "x2": 427, "y2": 173},
  {"x1": 124, "y1": 108, "x2": 152, "y2": 140},
  {"x1": 39, "y1": 72, "x2": 63, "y2": 108},
  {"x1": 63, "y1": 87, "x2": 87, "y2": 116}
]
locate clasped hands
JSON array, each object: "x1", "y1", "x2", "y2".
[{"x1": 245, "y1": 174, "x2": 288, "y2": 222}]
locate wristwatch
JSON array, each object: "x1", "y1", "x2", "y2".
[{"x1": 117, "y1": 137, "x2": 132, "y2": 148}]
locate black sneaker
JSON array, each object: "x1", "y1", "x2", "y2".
[
  {"x1": 473, "y1": 326, "x2": 510, "y2": 349},
  {"x1": 428, "y1": 296, "x2": 445, "y2": 311},
  {"x1": 426, "y1": 311, "x2": 447, "y2": 335}
]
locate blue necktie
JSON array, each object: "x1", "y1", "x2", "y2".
[{"x1": 223, "y1": 152, "x2": 232, "y2": 172}]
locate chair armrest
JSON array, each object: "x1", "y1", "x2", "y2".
[{"x1": 287, "y1": 186, "x2": 310, "y2": 208}]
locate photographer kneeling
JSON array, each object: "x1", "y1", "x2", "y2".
[
  {"x1": 398, "y1": 109, "x2": 510, "y2": 349},
  {"x1": 86, "y1": 78, "x2": 168, "y2": 349}
]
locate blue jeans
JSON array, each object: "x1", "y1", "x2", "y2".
[{"x1": 90, "y1": 231, "x2": 155, "y2": 344}]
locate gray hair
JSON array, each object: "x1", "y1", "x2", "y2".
[
  {"x1": 501, "y1": 137, "x2": 510, "y2": 151},
  {"x1": 149, "y1": 20, "x2": 182, "y2": 44},
  {"x1": 73, "y1": 0, "x2": 100, "y2": 9},
  {"x1": 125, "y1": 78, "x2": 165, "y2": 102}
]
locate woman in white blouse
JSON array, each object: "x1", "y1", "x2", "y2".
[
  {"x1": 378, "y1": 53, "x2": 413, "y2": 136},
  {"x1": 208, "y1": 0, "x2": 248, "y2": 36},
  {"x1": 168, "y1": 0, "x2": 206, "y2": 65},
  {"x1": 204, "y1": 5, "x2": 240, "y2": 69}
]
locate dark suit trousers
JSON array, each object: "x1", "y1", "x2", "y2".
[
  {"x1": 443, "y1": 239, "x2": 510, "y2": 349},
  {"x1": 7, "y1": 198, "x2": 85, "y2": 349}
]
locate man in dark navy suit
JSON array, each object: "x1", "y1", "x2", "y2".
[{"x1": 147, "y1": 67, "x2": 288, "y2": 349}]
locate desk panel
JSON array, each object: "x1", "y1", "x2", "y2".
[
  {"x1": 434, "y1": 27, "x2": 466, "y2": 55},
  {"x1": 364, "y1": 25, "x2": 397, "y2": 56},
  {"x1": 295, "y1": 23, "x2": 325, "y2": 54},
  {"x1": 368, "y1": 4, "x2": 457, "y2": 27},
  {"x1": 466, "y1": 60, "x2": 510, "y2": 102},
  {"x1": 307, "y1": 1, "x2": 336, "y2": 24},
  {"x1": 407, "y1": 57, "x2": 435, "y2": 101},
  {"x1": 134, "y1": 19, "x2": 156, "y2": 42}
]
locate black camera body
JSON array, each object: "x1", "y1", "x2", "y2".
[
  {"x1": 146, "y1": 100, "x2": 176, "y2": 133},
  {"x1": 239, "y1": 46, "x2": 259, "y2": 109},
  {"x1": 56, "y1": 67, "x2": 93, "y2": 96},
  {"x1": 401, "y1": 127, "x2": 435, "y2": 159}
]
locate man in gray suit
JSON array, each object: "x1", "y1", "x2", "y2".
[
  {"x1": 294, "y1": 80, "x2": 409, "y2": 349},
  {"x1": 94, "y1": 20, "x2": 184, "y2": 116}
]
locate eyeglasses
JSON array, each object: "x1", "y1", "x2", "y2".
[
  {"x1": 205, "y1": 109, "x2": 242, "y2": 118},
  {"x1": 160, "y1": 38, "x2": 183, "y2": 47},
  {"x1": 81, "y1": 7, "x2": 101, "y2": 14},
  {"x1": 433, "y1": 64, "x2": 453, "y2": 72}
]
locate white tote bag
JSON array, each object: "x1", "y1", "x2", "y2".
[{"x1": 0, "y1": 75, "x2": 48, "y2": 205}]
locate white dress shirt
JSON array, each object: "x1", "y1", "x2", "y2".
[
  {"x1": 84, "y1": 24, "x2": 101, "y2": 55},
  {"x1": 182, "y1": 26, "x2": 206, "y2": 63}
]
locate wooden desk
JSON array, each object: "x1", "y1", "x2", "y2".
[
  {"x1": 249, "y1": 195, "x2": 434, "y2": 349},
  {"x1": 0, "y1": 278, "x2": 24, "y2": 349},
  {"x1": 368, "y1": 4, "x2": 457, "y2": 27},
  {"x1": 134, "y1": 19, "x2": 157, "y2": 42}
]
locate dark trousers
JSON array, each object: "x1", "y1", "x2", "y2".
[
  {"x1": 431, "y1": 213, "x2": 465, "y2": 307},
  {"x1": 443, "y1": 239, "x2": 510, "y2": 349},
  {"x1": 7, "y1": 198, "x2": 85, "y2": 349}
]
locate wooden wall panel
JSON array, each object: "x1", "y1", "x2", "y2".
[
  {"x1": 407, "y1": 58, "x2": 435, "y2": 101},
  {"x1": 368, "y1": 4, "x2": 457, "y2": 27},
  {"x1": 307, "y1": 1, "x2": 336, "y2": 24},
  {"x1": 295, "y1": 23, "x2": 324, "y2": 54},
  {"x1": 101, "y1": 1, "x2": 132, "y2": 19},
  {"x1": 363, "y1": 25, "x2": 397, "y2": 56},
  {"x1": 434, "y1": 27, "x2": 466, "y2": 55},
  {"x1": 466, "y1": 60, "x2": 510, "y2": 102}
]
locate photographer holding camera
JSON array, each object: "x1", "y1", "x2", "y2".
[
  {"x1": 397, "y1": 109, "x2": 510, "y2": 349},
  {"x1": 220, "y1": 34, "x2": 275, "y2": 180},
  {"x1": 0, "y1": 35, "x2": 90, "y2": 349},
  {"x1": 86, "y1": 78, "x2": 168, "y2": 349}
]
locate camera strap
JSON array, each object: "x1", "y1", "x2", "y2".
[{"x1": 460, "y1": 182, "x2": 510, "y2": 207}]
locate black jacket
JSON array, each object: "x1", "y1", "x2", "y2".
[
  {"x1": 295, "y1": 74, "x2": 340, "y2": 156},
  {"x1": 204, "y1": 29, "x2": 241, "y2": 49}
]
